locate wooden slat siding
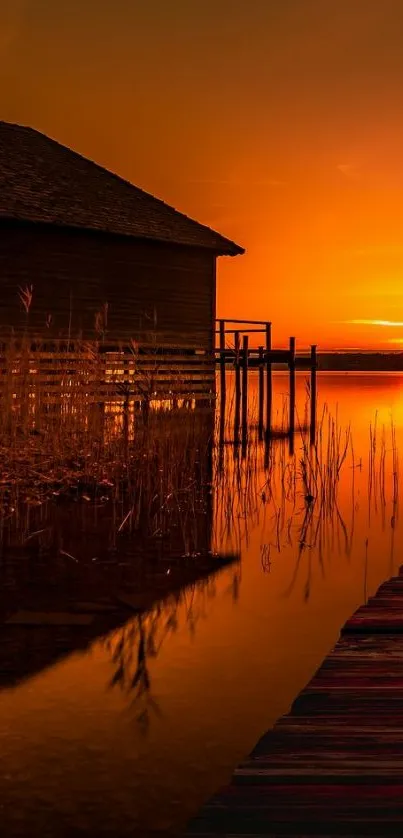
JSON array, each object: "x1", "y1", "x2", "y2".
[
  {"x1": 186, "y1": 566, "x2": 403, "y2": 836},
  {"x1": 0, "y1": 344, "x2": 215, "y2": 401},
  {"x1": 0, "y1": 222, "x2": 216, "y2": 349}
]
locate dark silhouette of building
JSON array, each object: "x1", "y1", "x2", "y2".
[{"x1": 0, "y1": 121, "x2": 244, "y2": 350}]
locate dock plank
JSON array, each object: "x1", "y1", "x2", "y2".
[{"x1": 186, "y1": 566, "x2": 403, "y2": 835}]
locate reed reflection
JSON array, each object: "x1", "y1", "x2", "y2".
[
  {"x1": 214, "y1": 384, "x2": 399, "y2": 604},
  {"x1": 103, "y1": 572, "x2": 241, "y2": 731}
]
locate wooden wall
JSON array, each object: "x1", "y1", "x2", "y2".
[{"x1": 0, "y1": 221, "x2": 217, "y2": 349}]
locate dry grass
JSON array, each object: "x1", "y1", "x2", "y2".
[
  {"x1": 0, "y1": 332, "x2": 215, "y2": 568},
  {"x1": 0, "y1": 334, "x2": 399, "y2": 605}
]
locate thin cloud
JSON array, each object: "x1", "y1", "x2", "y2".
[
  {"x1": 337, "y1": 163, "x2": 360, "y2": 180},
  {"x1": 344, "y1": 319, "x2": 403, "y2": 327},
  {"x1": 186, "y1": 178, "x2": 286, "y2": 188}
]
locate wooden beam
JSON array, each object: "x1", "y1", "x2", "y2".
[
  {"x1": 215, "y1": 318, "x2": 269, "y2": 325},
  {"x1": 241, "y1": 335, "x2": 249, "y2": 434},
  {"x1": 289, "y1": 336, "x2": 296, "y2": 437},
  {"x1": 258, "y1": 345, "x2": 264, "y2": 435},
  {"x1": 265, "y1": 322, "x2": 272, "y2": 434},
  {"x1": 219, "y1": 319, "x2": 226, "y2": 406},
  {"x1": 310, "y1": 344, "x2": 317, "y2": 444},
  {"x1": 234, "y1": 330, "x2": 241, "y2": 436}
]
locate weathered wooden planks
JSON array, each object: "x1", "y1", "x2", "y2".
[
  {"x1": 187, "y1": 566, "x2": 403, "y2": 836},
  {"x1": 0, "y1": 343, "x2": 216, "y2": 403}
]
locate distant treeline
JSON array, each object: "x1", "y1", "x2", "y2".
[{"x1": 316, "y1": 353, "x2": 403, "y2": 371}]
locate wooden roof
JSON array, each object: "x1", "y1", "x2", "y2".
[{"x1": 0, "y1": 121, "x2": 244, "y2": 256}]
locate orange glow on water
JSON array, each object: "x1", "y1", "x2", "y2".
[{"x1": 1, "y1": 373, "x2": 403, "y2": 833}]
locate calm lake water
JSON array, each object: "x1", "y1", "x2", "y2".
[{"x1": 1, "y1": 372, "x2": 403, "y2": 836}]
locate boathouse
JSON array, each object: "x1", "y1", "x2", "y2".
[{"x1": 0, "y1": 121, "x2": 243, "y2": 351}]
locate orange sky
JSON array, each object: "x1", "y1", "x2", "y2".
[{"x1": 2, "y1": 1, "x2": 403, "y2": 349}]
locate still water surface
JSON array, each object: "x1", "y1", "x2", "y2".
[{"x1": 1, "y1": 373, "x2": 403, "y2": 836}]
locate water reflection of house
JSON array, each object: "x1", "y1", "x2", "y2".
[
  {"x1": 0, "y1": 424, "x2": 238, "y2": 690},
  {"x1": 0, "y1": 121, "x2": 243, "y2": 398},
  {"x1": 0, "y1": 560, "x2": 238, "y2": 692}
]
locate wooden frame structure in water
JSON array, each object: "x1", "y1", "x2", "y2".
[{"x1": 215, "y1": 318, "x2": 317, "y2": 444}]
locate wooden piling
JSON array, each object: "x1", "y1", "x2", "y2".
[
  {"x1": 288, "y1": 429, "x2": 295, "y2": 457},
  {"x1": 234, "y1": 330, "x2": 241, "y2": 437},
  {"x1": 219, "y1": 319, "x2": 226, "y2": 405},
  {"x1": 289, "y1": 336, "x2": 296, "y2": 438},
  {"x1": 265, "y1": 322, "x2": 272, "y2": 434},
  {"x1": 213, "y1": 319, "x2": 317, "y2": 446},
  {"x1": 241, "y1": 335, "x2": 249, "y2": 435},
  {"x1": 241, "y1": 430, "x2": 247, "y2": 460},
  {"x1": 310, "y1": 344, "x2": 317, "y2": 445},
  {"x1": 258, "y1": 346, "x2": 264, "y2": 437}
]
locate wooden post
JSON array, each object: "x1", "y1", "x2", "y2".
[
  {"x1": 241, "y1": 335, "x2": 249, "y2": 435},
  {"x1": 241, "y1": 427, "x2": 247, "y2": 460},
  {"x1": 234, "y1": 330, "x2": 241, "y2": 441},
  {"x1": 219, "y1": 319, "x2": 226, "y2": 404},
  {"x1": 258, "y1": 345, "x2": 264, "y2": 437},
  {"x1": 218, "y1": 319, "x2": 226, "y2": 444},
  {"x1": 289, "y1": 429, "x2": 295, "y2": 457},
  {"x1": 310, "y1": 344, "x2": 317, "y2": 445},
  {"x1": 234, "y1": 330, "x2": 241, "y2": 397},
  {"x1": 265, "y1": 322, "x2": 272, "y2": 435},
  {"x1": 289, "y1": 336, "x2": 296, "y2": 438}
]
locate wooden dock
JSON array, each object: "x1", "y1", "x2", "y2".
[
  {"x1": 215, "y1": 319, "x2": 317, "y2": 444},
  {"x1": 187, "y1": 567, "x2": 403, "y2": 836}
]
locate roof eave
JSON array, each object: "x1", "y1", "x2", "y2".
[
  {"x1": 215, "y1": 241, "x2": 245, "y2": 257},
  {"x1": 0, "y1": 214, "x2": 245, "y2": 254}
]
